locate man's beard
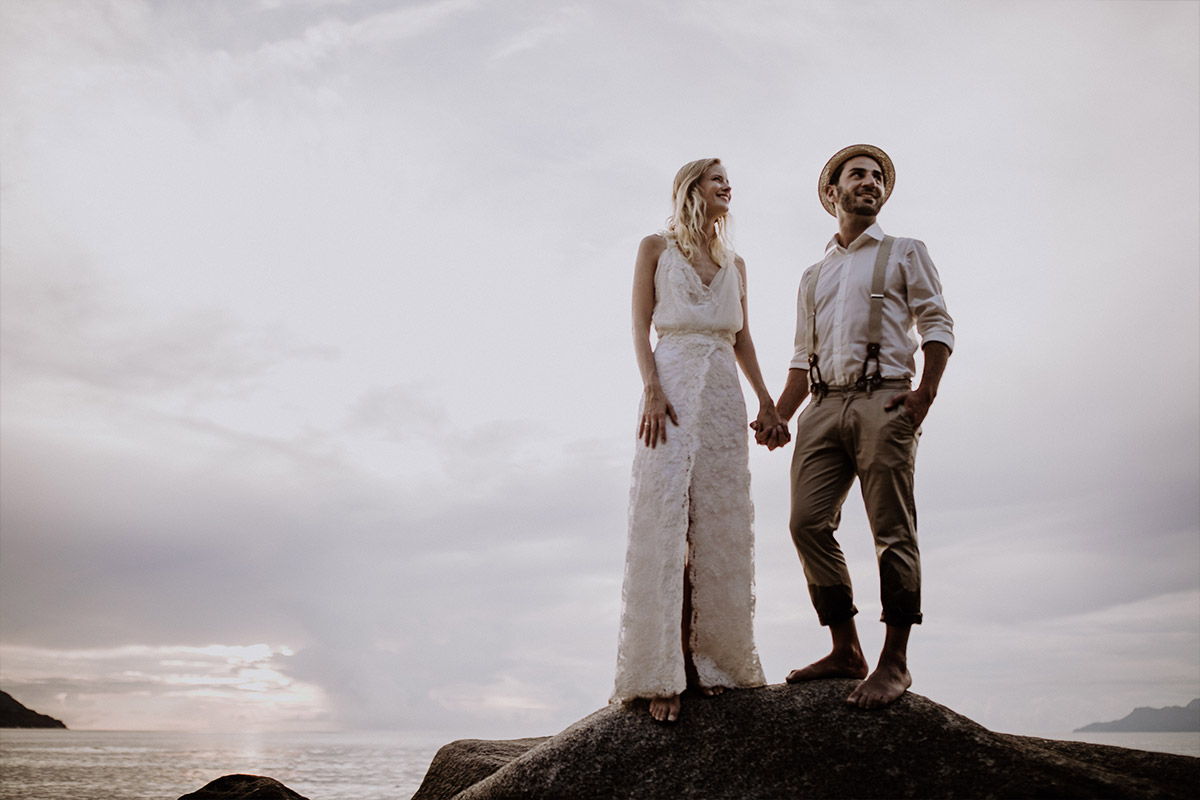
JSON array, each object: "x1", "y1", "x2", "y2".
[{"x1": 837, "y1": 187, "x2": 881, "y2": 217}]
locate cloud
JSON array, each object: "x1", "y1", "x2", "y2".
[
  {"x1": 1, "y1": 263, "x2": 336, "y2": 398},
  {"x1": 0, "y1": 0, "x2": 1196, "y2": 739},
  {"x1": 0, "y1": 373, "x2": 630, "y2": 732},
  {"x1": 251, "y1": 0, "x2": 477, "y2": 71},
  {"x1": 489, "y1": 6, "x2": 583, "y2": 62},
  {"x1": 919, "y1": 589, "x2": 1200, "y2": 736},
  {"x1": 0, "y1": 643, "x2": 328, "y2": 731}
]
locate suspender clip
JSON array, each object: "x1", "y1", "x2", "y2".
[
  {"x1": 808, "y1": 354, "x2": 829, "y2": 405},
  {"x1": 856, "y1": 342, "x2": 883, "y2": 394}
]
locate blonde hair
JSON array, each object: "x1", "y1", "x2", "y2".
[{"x1": 666, "y1": 157, "x2": 732, "y2": 264}]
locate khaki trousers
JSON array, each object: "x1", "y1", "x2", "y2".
[{"x1": 789, "y1": 381, "x2": 923, "y2": 627}]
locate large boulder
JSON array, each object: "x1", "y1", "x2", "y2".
[{"x1": 412, "y1": 681, "x2": 1199, "y2": 799}]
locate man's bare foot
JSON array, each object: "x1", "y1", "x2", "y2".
[
  {"x1": 700, "y1": 685, "x2": 725, "y2": 697},
  {"x1": 785, "y1": 650, "x2": 869, "y2": 683},
  {"x1": 846, "y1": 662, "x2": 911, "y2": 709},
  {"x1": 648, "y1": 695, "x2": 680, "y2": 723}
]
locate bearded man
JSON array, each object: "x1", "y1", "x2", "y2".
[{"x1": 758, "y1": 144, "x2": 954, "y2": 708}]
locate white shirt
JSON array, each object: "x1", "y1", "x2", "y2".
[{"x1": 790, "y1": 224, "x2": 954, "y2": 385}]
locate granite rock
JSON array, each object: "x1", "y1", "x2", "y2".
[
  {"x1": 412, "y1": 681, "x2": 1200, "y2": 799},
  {"x1": 177, "y1": 774, "x2": 309, "y2": 799}
]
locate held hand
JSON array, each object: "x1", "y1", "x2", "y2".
[
  {"x1": 755, "y1": 421, "x2": 790, "y2": 450},
  {"x1": 751, "y1": 420, "x2": 791, "y2": 450},
  {"x1": 639, "y1": 386, "x2": 678, "y2": 448},
  {"x1": 750, "y1": 405, "x2": 791, "y2": 451},
  {"x1": 754, "y1": 404, "x2": 783, "y2": 438},
  {"x1": 768, "y1": 422, "x2": 791, "y2": 450},
  {"x1": 883, "y1": 387, "x2": 933, "y2": 427}
]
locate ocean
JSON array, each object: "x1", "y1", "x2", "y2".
[
  {"x1": 1, "y1": 728, "x2": 1197, "y2": 799},
  {"x1": 1058, "y1": 730, "x2": 1200, "y2": 757},
  {"x1": 0, "y1": 729, "x2": 445, "y2": 800}
]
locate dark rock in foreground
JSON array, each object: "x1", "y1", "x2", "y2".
[
  {"x1": 412, "y1": 681, "x2": 1200, "y2": 799},
  {"x1": 0, "y1": 690, "x2": 67, "y2": 729},
  {"x1": 178, "y1": 774, "x2": 309, "y2": 799},
  {"x1": 1077, "y1": 699, "x2": 1200, "y2": 732}
]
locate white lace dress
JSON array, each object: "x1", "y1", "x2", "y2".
[{"x1": 611, "y1": 238, "x2": 766, "y2": 703}]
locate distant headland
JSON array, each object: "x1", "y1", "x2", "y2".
[
  {"x1": 0, "y1": 690, "x2": 68, "y2": 729},
  {"x1": 1075, "y1": 699, "x2": 1200, "y2": 732}
]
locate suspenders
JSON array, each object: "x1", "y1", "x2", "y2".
[{"x1": 805, "y1": 235, "x2": 895, "y2": 402}]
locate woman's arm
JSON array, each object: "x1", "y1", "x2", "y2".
[
  {"x1": 632, "y1": 234, "x2": 675, "y2": 448},
  {"x1": 731, "y1": 256, "x2": 786, "y2": 441}
]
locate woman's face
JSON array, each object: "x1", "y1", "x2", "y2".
[{"x1": 696, "y1": 164, "x2": 731, "y2": 217}]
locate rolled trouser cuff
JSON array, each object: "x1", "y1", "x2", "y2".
[
  {"x1": 879, "y1": 583, "x2": 922, "y2": 625},
  {"x1": 880, "y1": 608, "x2": 923, "y2": 626},
  {"x1": 879, "y1": 548, "x2": 922, "y2": 626},
  {"x1": 807, "y1": 583, "x2": 858, "y2": 627}
]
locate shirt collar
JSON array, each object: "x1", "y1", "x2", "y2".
[{"x1": 825, "y1": 222, "x2": 886, "y2": 254}]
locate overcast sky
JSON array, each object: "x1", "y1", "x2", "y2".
[{"x1": 1, "y1": 0, "x2": 1197, "y2": 740}]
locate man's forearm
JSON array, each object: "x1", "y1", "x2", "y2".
[
  {"x1": 917, "y1": 342, "x2": 950, "y2": 399},
  {"x1": 776, "y1": 368, "x2": 810, "y2": 421}
]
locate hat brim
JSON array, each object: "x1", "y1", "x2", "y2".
[{"x1": 818, "y1": 144, "x2": 895, "y2": 216}]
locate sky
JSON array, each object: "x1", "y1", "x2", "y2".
[{"x1": 1, "y1": 0, "x2": 1197, "y2": 740}]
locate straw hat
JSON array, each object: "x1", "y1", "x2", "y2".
[{"x1": 818, "y1": 144, "x2": 895, "y2": 216}]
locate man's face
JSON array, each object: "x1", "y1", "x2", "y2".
[{"x1": 828, "y1": 155, "x2": 886, "y2": 217}]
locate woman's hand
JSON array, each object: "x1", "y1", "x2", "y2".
[
  {"x1": 751, "y1": 403, "x2": 790, "y2": 450},
  {"x1": 639, "y1": 385, "x2": 678, "y2": 448}
]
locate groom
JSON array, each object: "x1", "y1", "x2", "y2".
[{"x1": 757, "y1": 144, "x2": 953, "y2": 708}]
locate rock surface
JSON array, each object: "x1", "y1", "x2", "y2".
[
  {"x1": 177, "y1": 774, "x2": 309, "y2": 799},
  {"x1": 412, "y1": 681, "x2": 1200, "y2": 799},
  {"x1": 1077, "y1": 699, "x2": 1200, "y2": 732},
  {"x1": 0, "y1": 690, "x2": 67, "y2": 728}
]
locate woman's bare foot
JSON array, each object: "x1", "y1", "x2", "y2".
[
  {"x1": 648, "y1": 695, "x2": 680, "y2": 723},
  {"x1": 700, "y1": 685, "x2": 726, "y2": 697},
  {"x1": 785, "y1": 650, "x2": 869, "y2": 683},
  {"x1": 846, "y1": 661, "x2": 911, "y2": 709}
]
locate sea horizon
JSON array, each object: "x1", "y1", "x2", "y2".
[
  {"x1": 2, "y1": 726, "x2": 1198, "y2": 800},
  {"x1": 0, "y1": 728, "x2": 446, "y2": 800}
]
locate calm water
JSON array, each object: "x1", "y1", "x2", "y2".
[
  {"x1": 0, "y1": 729, "x2": 444, "y2": 800},
  {"x1": 1056, "y1": 730, "x2": 1200, "y2": 757},
  {"x1": 2, "y1": 729, "x2": 1197, "y2": 799}
]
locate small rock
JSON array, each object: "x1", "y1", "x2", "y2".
[{"x1": 177, "y1": 774, "x2": 309, "y2": 799}]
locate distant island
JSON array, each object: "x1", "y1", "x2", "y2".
[
  {"x1": 1075, "y1": 699, "x2": 1200, "y2": 732},
  {"x1": 0, "y1": 690, "x2": 68, "y2": 729}
]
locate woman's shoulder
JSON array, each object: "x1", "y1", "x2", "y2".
[
  {"x1": 638, "y1": 232, "x2": 671, "y2": 261},
  {"x1": 727, "y1": 250, "x2": 746, "y2": 278}
]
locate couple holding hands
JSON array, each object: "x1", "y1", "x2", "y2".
[{"x1": 611, "y1": 145, "x2": 955, "y2": 723}]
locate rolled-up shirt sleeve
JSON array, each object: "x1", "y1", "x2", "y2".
[{"x1": 902, "y1": 240, "x2": 955, "y2": 353}]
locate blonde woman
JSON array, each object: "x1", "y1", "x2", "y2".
[{"x1": 612, "y1": 158, "x2": 784, "y2": 722}]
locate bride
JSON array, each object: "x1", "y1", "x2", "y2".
[{"x1": 612, "y1": 158, "x2": 785, "y2": 722}]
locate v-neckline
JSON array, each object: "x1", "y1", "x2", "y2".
[{"x1": 675, "y1": 243, "x2": 723, "y2": 288}]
